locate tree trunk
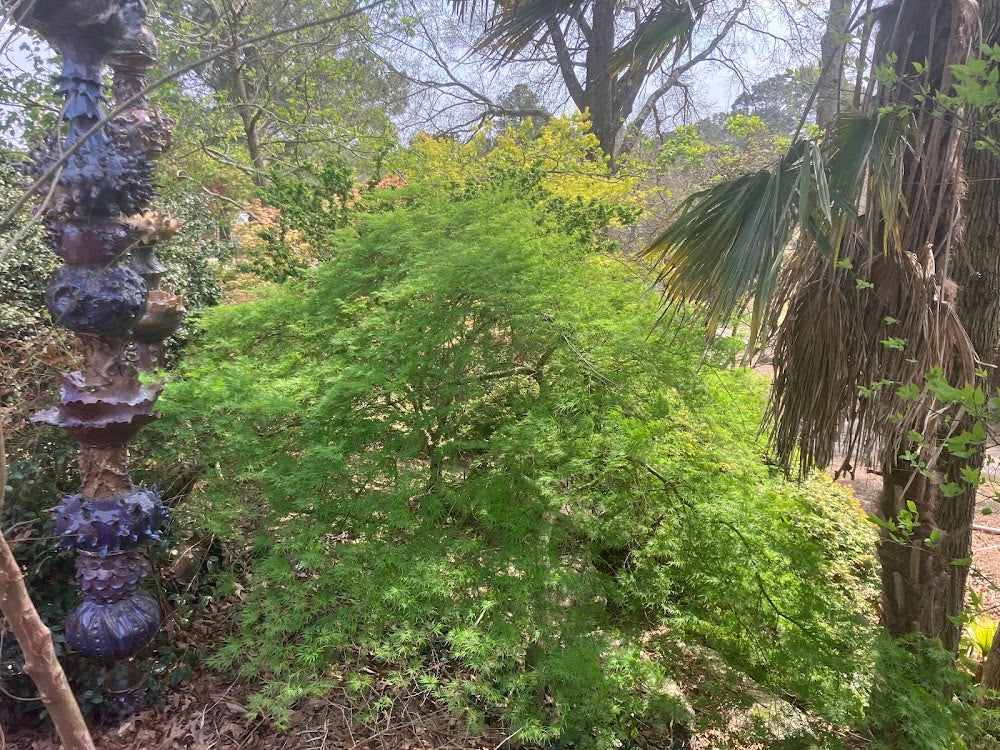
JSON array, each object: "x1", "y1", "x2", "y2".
[
  {"x1": 867, "y1": 0, "x2": 980, "y2": 653},
  {"x1": 955, "y1": 0, "x2": 1000, "y2": 377},
  {"x1": 936, "y1": 457, "x2": 982, "y2": 652},
  {"x1": 877, "y1": 457, "x2": 980, "y2": 651},
  {"x1": 0, "y1": 532, "x2": 95, "y2": 749},
  {"x1": 586, "y1": 0, "x2": 617, "y2": 166},
  {"x1": 816, "y1": 0, "x2": 851, "y2": 128},
  {"x1": 955, "y1": 0, "x2": 1000, "y2": 660},
  {"x1": 230, "y1": 49, "x2": 268, "y2": 187},
  {"x1": 876, "y1": 0, "x2": 1000, "y2": 653}
]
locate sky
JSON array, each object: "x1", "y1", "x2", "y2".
[{"x1": 0, "y1": 0, "x2": 826, "y2": 149}]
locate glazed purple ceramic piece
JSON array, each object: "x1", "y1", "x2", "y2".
[
  {"x1": 52, "y1": 487, "x2": 168, "y2": 556},
  {"x1": 76, "y1": 550, "x2": 151, "y2": 602},
  {"x1": 52, "y1": 220, "x2": 137, "y2": 265},
  {"x1": 15, "y1": 0, "x2": 180, "y2": 694},
  {"x1": 132, "y1": 290, "x2": 185, "y2": 343},
  {"x1": 45, "y1": 264, "x2": 147, "y2": 336},
  {"x1": 65, "y1": 594, "x2": 161, "y2": 663}
]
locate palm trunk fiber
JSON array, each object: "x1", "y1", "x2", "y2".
[
  {"x1": 878, "y1": 461, "x2": 978, "y2": 652},
  {"x1": 962, "y1": 0, "x2": 1000, "y2": 685},
  {"x1": 872, "y1": 0, "x2": 979, "y2": 654}
]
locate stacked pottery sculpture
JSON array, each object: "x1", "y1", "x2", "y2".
[
  {"x1": 15, "y1": 0, "x2": 177, "y2": 679},
  {"x1": 108, "y1": 22, "x2": 185, "y2": 371}
]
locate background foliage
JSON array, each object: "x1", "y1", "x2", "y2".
[{"x1": 3, "y1": 4, "x2": 1000, "y2": 738}]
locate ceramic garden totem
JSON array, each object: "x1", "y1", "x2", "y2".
[
  {"x1": 108, "y1": 21, "x2": 184, "y2": 372},
  {"x1": 14, "y1": 0, "x2": 178, "y2": 696}
]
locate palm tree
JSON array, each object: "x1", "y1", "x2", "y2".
[
  {"x1": 452, "y1": 0, "x2": 717, "y2": 165},
  {"x1": 960, "y1": 0, "x2": 1000, "y2": 686},
  {"x1": 645, "y1": 0, "x2": 983, "y2": 651}
]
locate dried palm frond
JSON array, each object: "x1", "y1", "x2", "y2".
[
  {"x1": 766, "y1": 244, "x2": 975, "y2": 476},
  {"x1": 851, "y1": 250, "x2": 974, "y2": 462},
  {"x1": 767, "y1": 259, "x2": 857, "y2": 475}
]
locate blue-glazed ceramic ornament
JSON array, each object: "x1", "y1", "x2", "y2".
[
  {"x1": 45, "y1": 264, "x2": 147, "y2": 337},
  {"x1": 19, "y1": 3, "x2": 155, "y2": 220},
  {"x1": 65, "y1": 593, "x2": 160, "y2": 663},
  {"x1": 32, "y1": 372, "x2": 162, "y2": 446},
  {"x1": 53, "y1": 487, "x2": 169, "y2": 557},
  {"x1": 16, "y1": 0, "x2": 177, "y2": 706},
  {"x1": 75, "y1": 551, "x2": 150, "y2": 603},
  {"x1": 22, "y1": 126, "x2": 155, "y2": 219},
  {"x1": 50, "y1": 219, "x2": 137, "y2": 265}
]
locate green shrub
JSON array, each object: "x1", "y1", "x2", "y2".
[
  {"x1": 153, "y1": 179, "x2": 880, "y2": 746},
  {"x1": 0, "y1": 160, "x2": 57, "y2": 338},
  {"x1": 868, "y1": 634, "x2": 1000, "y2": 749},
  {"x1": 260, "y1": 158, "x2": 356, "y2": 246}
]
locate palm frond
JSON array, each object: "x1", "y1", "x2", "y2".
[
  {"x1": 643, "y1": 140, "x2": 809, "y2": 347},
  {"x1": 824, "y1": 112, "x2": 878, "y2": 201},
  {"x1": 868, "y1": 111, "x2": 918, "y2": 255},
  {"x1": 458, "y1": 0, "x2": 703, "y2": 74},
  {"x1": 609, "y1": 1, "x2": 703, "y2": 76},
  {"x1": 642, "y1": 112, "x2": 917, "y2": 346},
  {"x1": 644, "y1": 107, "x2": 975, "y2": 476},
  {"x1": 467, "y1": 0, "x2": 591, "y2": 63},
  {"x1": 449, "y1": 0, "x2": 487, "y2": 19}
]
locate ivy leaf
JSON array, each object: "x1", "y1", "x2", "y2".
[
  {"x1": 939, "y1": 482, "x2": 963, "y2": 498},
  {"x1": 960, "y1": 466, "x2": 981, "y2": 485}
]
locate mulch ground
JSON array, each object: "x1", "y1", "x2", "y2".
[
  {"x1": 2, "y1": 670, "x2": 508, "y2": 749},
  {"x1": 2, "y1": 575, "x2": 508, "y2": 749}
]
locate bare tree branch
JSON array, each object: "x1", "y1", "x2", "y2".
[
  {"x1": 620, "y1": 4, "x2": 744, "y2": 155},
  {"x1": 545, "y1": 17, "x2": 587, "y2": 109}
]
